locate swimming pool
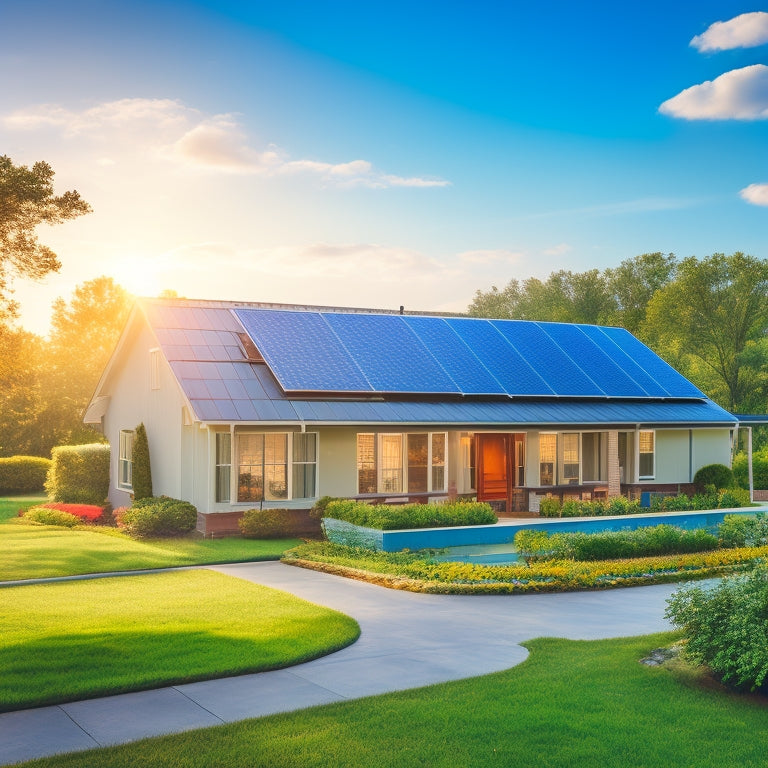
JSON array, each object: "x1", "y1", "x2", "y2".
[{"x1": 322, "y1": 507, "x2": 767, "y2": 566}]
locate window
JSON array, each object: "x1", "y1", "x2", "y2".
[
  {"x1": 292, "y1": 432, "x2": 317, "y2": 500},
  {"x1": 460, "y1": 434, "x2": 476, "y2": 491},
  {"x1": 356, "y1": 433, "x2": 448, "y2": 494},
  {"x1": 236, "y1": 433, "x2": 317, "y2": 503},
  {"x1": 215, "y1": 432, "x2": 231, "y2": 503},
  {"x1": 118, "y1": 430, "x2": 134, "y2": 490},
  {"x1": 539, "y1": 433, "x2": 556, "y2": 485},
  {"x1": 581, "y1": 432, "x2": 605, "y2": 482},
  {"x1": 639, "y1": 430, "x2": 655, "y2": 479},
  {"x1": 561, "y1": 433, "x2": 580, "y2": 484}
]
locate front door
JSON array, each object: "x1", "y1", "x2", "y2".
[{"x1": 476, "y1": 433, "x2": 525, "y2": 511}]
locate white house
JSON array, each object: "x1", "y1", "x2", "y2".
[{"x1": 85, "y1": 298, "x2": 737, "y2": 535}]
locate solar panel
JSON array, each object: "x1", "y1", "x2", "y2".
[
  {"x1": 444, "y1": 318, "x2": 555, "y2": 395},
  {"x1": 235, "y1": 309, "x2": 372, "y2": 392},
  {"x1": 535, "y1": 322, "x2": 649, "y2": 398},
  {"x1": 400, "y1": 315, "x2": 506, "y2": 395},
  {"x1": 597, "y1": 326, "x2": 704, "y2": 398},
  {"x1": 322, "y1": 313, "x2": 461, "y2": 393},
  {"x1": 491, "y1": 320, "x2": 605, "y2": 396}
]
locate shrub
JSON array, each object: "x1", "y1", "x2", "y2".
[
  {"x1": 0, "y1": 456, "x2": 52, "y2": 493},
  {"x1": 323, "y1": 500, "x2": 496, "y2": 530},
  {"x1": 310, "y1": 496, "x2": 337, "y2": 520},
  {"x1": 718, "y1": 513, "x2": 768, "y2": 548},
  {"x1": 239, "y1": 509, "x2": 302, "y2": 538},
  {"x1": 120, "y1": 497, "x2": 197, "y2": 538},
  {"x1": 733, "y1": 450, "x2": 768, "y2": 490},
  {"x1": 538, "y1": 497, "x2": 562, "y2": 517},
  {"x1": 693, "y1": 463, "x2": 734, "y2": 493},
  {"x1": 45, "y1": 444, "x2": 110, "y2": 505},
  {"x1": 719, "y1": 488, "x2": 750, "y2": 508},
  {"x1": 514, "y1": 524, "x2": 719, "y2": 563},
  {"x1": 23, "y1": 507, "x2": 80, "y2": 528},
  {"x1": 35, "y1": 502, "x2": 104, "y2": 522},
  {"x1": 666, "y1": 567, "x2": 768, "y2": 691},
  {"x1": 131, "y1": 423, "x2": 153, "y2": 500}
]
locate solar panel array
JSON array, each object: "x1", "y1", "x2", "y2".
[{"x1": 234, "y1": 309, "x2": 705, "y2": 399}]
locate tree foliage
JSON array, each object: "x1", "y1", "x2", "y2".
[
  {"x1": 0, "y1": 156, "x2": 91, "y2": 318},
  {"x1": 642, "y1": 253, "x2": 768, "y2": 412},
  {"x1": 132, "y1": 423, "x2": 153, "y2": 500}
]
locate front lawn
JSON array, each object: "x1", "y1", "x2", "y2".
[
  {"x1": 0, "y1": 497, "x2": 301, "y2": 581},
  {"x1": 0, "y1": 570, "x2": 359, "y2": 712},
  {"x1": 15, "y1": 633, "x2": 768, "y2": 768}
]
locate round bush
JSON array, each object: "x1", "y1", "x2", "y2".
[
  {"x1": 120, "y1": 497, "x2": 197, "y2": 538},
  {"x1": 23, "y1": 507, "x2": 80, "y2": 528},
  {"x1": 693, "y1": 463, "x2": 734, "y2": 493}
]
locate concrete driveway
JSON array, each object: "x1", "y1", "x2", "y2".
[{"x1": 0, "y1": 562, "x2": 678, "y2": 766}]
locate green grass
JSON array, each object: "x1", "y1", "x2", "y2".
[
  {"x1": 0, "y1": 497, "x2": 301, "y2": 581},
  {"x1": 16, "y1": 632, "x2": 768, "y2": 768},
  {"x1": 0, "y1": 570, "x2": 359, "y2": 712}
]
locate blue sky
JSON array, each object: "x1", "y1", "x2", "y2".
[{"x1": 1, "y1": 0, "x2": 766, "y2": 334}]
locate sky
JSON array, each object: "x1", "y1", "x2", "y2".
[{"x1": 2, "y1": 0, "x2": 767, "y2": 335}]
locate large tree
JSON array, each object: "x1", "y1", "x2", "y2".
[
  {"x1": 643, "y1": 252, "x2": 768, "y2": 412},
  {"x1": 35, "y1": 277, "x2": 133, "y2": 452},
  {"x1": 0, "y1": 155, "x2": 91, "y2": 317}
]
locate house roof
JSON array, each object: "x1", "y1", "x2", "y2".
[{"x1": 88, "y1": 298, "x2": 737, "y2": 428}]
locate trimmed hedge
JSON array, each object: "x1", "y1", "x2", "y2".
[
  {"x1": 538, "y1": 495, "x2": 641, "y2": 518},
  {"x1": 324, "y1": 499, "x2": 497, "y2": 530},
  {"x1": 120, "y1": 497, "x2": 197, "y2": 538},
  {"x1": 650, "y1": 487, "x2": 749, "y2": 512},
  {"x1": 0, "y1": 456, "x2": 52, "y2": 493},
  {"x1": 45, "y1": 444, "x2": 110, "y2": 505},
  {"x1": 239, "y1": 509, "x2": 304, "y2": 538},
  {"x1": 514, "y1": 524, "x2": 719, "y2": 563},
  {"x1": 718, "y1": 512, "x2": 768, "y2": 548},
  {"x1": 23, "y1": 507, "x2": 81, "y2": 528}
]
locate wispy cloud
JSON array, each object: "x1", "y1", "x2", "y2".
[
  {"x1": 740, "y1": 183, "x2": 768, "y2": 206},
  {"x1": 659, "y1": 64, "x2": 768, "y2": 120},
  {"x1": 3, "y1": 98, "x2": 450, "y2": 189},
  {"x1": 691, "y1": 12, "x2": 768, "y2": 52}
]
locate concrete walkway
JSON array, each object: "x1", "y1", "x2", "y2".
[{"x1": 1, "y1": 562, "x2": 678, "y2": 766}]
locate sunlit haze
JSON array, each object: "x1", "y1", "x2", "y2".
[{"x1": 2, "y1": 1, "x2": 766, "y2": 336}]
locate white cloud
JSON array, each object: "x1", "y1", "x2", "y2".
[
  {"x1": 740, "y1": 183, "x2": 768, "y2": 206},
  {"x1": 4, "y1": 97, "x2": 450, "y2": 189},
  {"x1": 659, "y1": 64, "x2": 768, "y2": 120},
  {"x1": 691, "y1": 12, "x2": 768, "y2": 52}
]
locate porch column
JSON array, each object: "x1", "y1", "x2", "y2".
[{"x1": 607, "y1": 430, "x2": 621, "y2": 498}]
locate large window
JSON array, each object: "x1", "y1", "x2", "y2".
[
  {"x1": 236, "y1": 432, "x2": 317, "y2": 503},
  {"x1": 118, "y1": 430, "x2": 134, "y2": 490},
  {"x1": 639, "y1": 430, "x2": 655, "y2": 480},
  {"x1": 215, "y1": 432, "x2": 231, "y2": 503},
  {"x1": 357, "y1": 433, "x2": 448, "y2": 494}
]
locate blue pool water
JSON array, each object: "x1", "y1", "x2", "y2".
[{"x1": 422, "y1": 508, "x2": 766, "y2": 566}]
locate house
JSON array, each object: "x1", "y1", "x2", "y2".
[{"x1": 85, "y1": 298, "x2": 738, "y2": 535}]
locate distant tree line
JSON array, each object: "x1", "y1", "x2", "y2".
[{"x1": 468, "y1": 251, "x2": 768, "y2": 414}]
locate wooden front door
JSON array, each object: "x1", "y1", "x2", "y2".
[{"x1": 476, "y1": 433, "x2": 525, "y2": 512}]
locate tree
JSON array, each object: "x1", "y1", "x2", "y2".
[
  {"x1": 0, "y1": 156, "x2": 91, "y2": 318},
  {"x1": 35, "y1": 277, "x2": 133, "y2": 452},
  {"x1": 132, "y1": 423, "x2": 153, "y2": 500},
  {"x1": 469, "y1": 269, "x2": 614, "y2": 324},
  {"x1": 643, "y1": 253, "x2": 768, "y2": 412},
  {"x1": 604, "y1": 252, "x2": 677, "y2": 335}
]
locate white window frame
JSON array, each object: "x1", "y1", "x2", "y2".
[
  {"x1": 215, "y1": 432, "x2": 232, "y2": 503},
  {"x1": 118, "y1": 429, "x2": 135, "y2": 491},
  {"x1": 356, "y1": 432, "x2": 448, "y2": 495},
  {"x1": 638, "y1": 429, "x2": 656, "y2": 480},
  {"x1": 235, "y1": 431, "x2": 318, "y2": 503}
]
